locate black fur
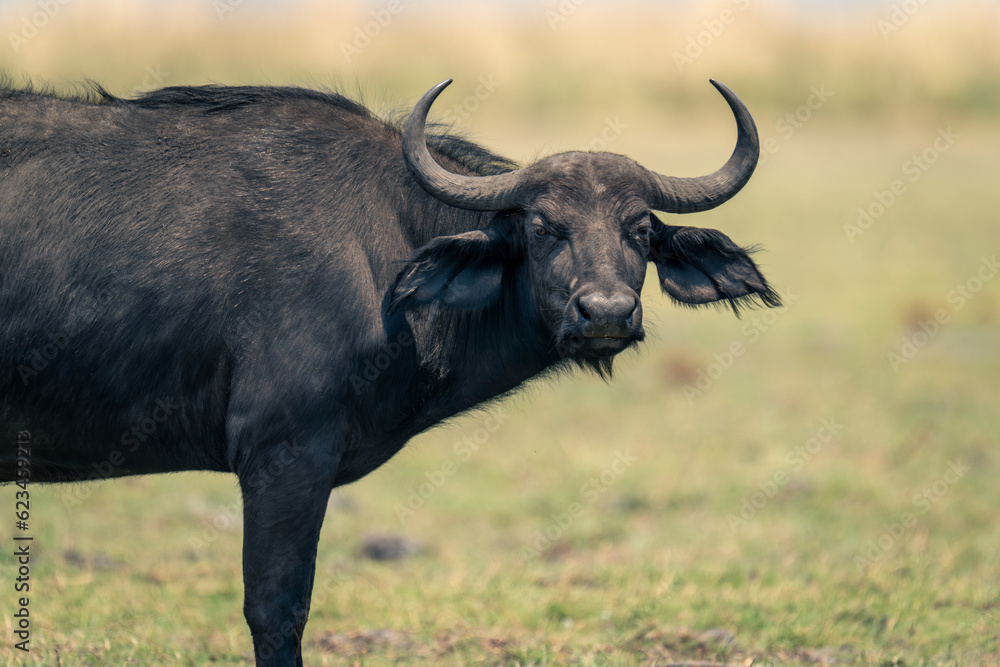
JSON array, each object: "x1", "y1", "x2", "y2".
[
  {"x1": 0, "y1": 82, "x2": 778, "y2": 666},
  {"x1": 650, "y1": 214, "x2": 781, "y2": 316}
]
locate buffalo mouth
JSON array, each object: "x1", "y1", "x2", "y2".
[
  {"x1": 582, "y1": 336, "x2": 635, "y2": 355},
  {"x1": 556, "y1": 333, "x2": 641, "y2": 359}
]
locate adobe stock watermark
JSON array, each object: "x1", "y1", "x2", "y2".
[
  {"x1": 8, "y1": 0, "x2": 72, "y2": 53},
  {"x1": 131, "y1": 65, "x2": 170, "y2": 96},
  {"x1": 339, "y1": 0, "x2": 407, "y2": 63},
  {"x1": 213, "y1": 0, "x2": 244, "y2": 20},
  {"x1": 545, "y1": 0, "x2": 588, "y2": 30},
  {"x1": 234, "y1": 264, "x2": 324, "y2": 343},
  {"x1": 887, "y1": 254, "x2": 998, "y2": 371},
  {"x1": 438, "y1": 75, "x2": 502, "y2": 128},
  {"x1": 59, "y1": 397, "x2": 180, "y2": 509},
  {"x1": 877, "y1": 0, "x2": 931, "y2": 40},
  {"x1": 672, "y1": 0, "x2": 752, "y2": 72},
  {"x1": 585, "y1": 117, "x2": 628, "y2": 152},
  {"x1": 521, "y1": 449, "x2": 637, "y2": 561},
  {"x1": 12, "y1": 430, "x2": 33, "y2": 652},
  {"x1": 17, "y1": 273, "x2": 125, "y2": 387},
  {"x1": 844, "y1": 126, "x2": 959, "y2": 244},
  {"x1": 727, "y1": 417, "x2": 842, "y2": 533},
  {"x1": 632, "y1": 574, "x2": 675, "y2": 619},
  {"x1": 681, "y1": 286, "x2": 800, "y2": 403},
  {"x1": 758, "y1": 85, "x2": 834, "y2": 167},
  {"x1": 243, "y1": 438, "x2": 305, "y2": 495},
  {"x1": 393, "y1": 407, "x2": 509, "y2": 523},
  {"x1": 189, "y1": 501, "x2": 242, "y2": 553},
  {"x1": 854, "y1": 459, "x2": 969, "y2": 572},
  {"x1": 349, "y1": 331, "x2": 415, "y2": 394}
]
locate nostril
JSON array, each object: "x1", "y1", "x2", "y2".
[
  {"x1": 576, "y1": 299, "x2": 592, "y2": 321},
  {"x1": 626, "y1": 297, "x2": 638, "y2": 325}
]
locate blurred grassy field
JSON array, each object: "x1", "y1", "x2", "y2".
[{"x1": 1, "y1": 1, "x2": 999, "y2": 665}]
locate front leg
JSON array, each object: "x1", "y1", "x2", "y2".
[{"x1": 237, "y1": 435, "x2": 338, "y2": 667}]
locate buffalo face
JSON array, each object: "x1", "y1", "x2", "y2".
[
  {"x1": 390, "y1": 79, "x2": 780, "y2": 369},
  {"x1": 519, "y1": 155, "x2": 651, "y2": 360}
]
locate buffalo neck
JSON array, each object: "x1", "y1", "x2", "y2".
[{"x1": 359, "y1": 198, "x2": 560, "y2": 443}]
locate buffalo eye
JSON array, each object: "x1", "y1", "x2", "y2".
[
  {"x1": 630, "y1": 216, "x2": 652, "y2": 243},
  {"x1": 531, "y1": 213, "x2": 556, "y2": 241}
]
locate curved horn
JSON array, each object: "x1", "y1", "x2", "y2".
[
  {"x1": 402, "y1": 79, "x2": 531, "y2": 211},
  {"x1": 644, "y1": 80, "x2": 759, "y2": 214}
]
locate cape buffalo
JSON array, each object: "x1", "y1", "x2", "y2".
[{"x1": 0, "y1": 78, "x2": 779, "y2": 665}]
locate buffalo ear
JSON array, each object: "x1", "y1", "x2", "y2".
[
  {"x1": 648, "y1": 213, "x2": 781, "y2": 314},
  {"x1": 389, "y1": 214, "x2": 522, "y2": 312}
]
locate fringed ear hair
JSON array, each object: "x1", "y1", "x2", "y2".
[{"x1": 648, "y1": 214, "x2": 780, "y2": 316}]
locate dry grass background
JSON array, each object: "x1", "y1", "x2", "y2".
[
  {"x1": 1, "y1": 1, "x2": 999, "y2": 665},
  {"x1": 1, "y1": 0, "x2": 998, "y2": 118}
]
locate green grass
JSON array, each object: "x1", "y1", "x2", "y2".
[
  {"x1": 2, "y1": 118, "x2": 997, "y2": 665},
  {"x1": 1, "y1": 2, "x2": 999, "y2": 665}
]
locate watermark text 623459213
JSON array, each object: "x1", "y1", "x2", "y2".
[{"x1": 12, "y1": 430, "x2": 34, "y2": 652}]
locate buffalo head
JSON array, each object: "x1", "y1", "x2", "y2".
[{"x1": 390, "y1": 79, "x2": 780, "y2": 369}]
